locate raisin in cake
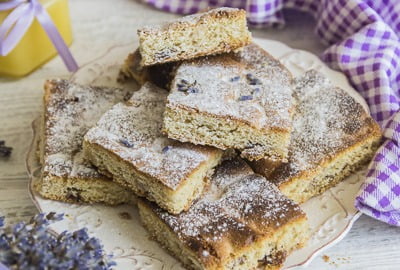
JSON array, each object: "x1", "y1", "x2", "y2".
[
  {"x1": 251, "y1": 70, "x2": 382, "y2": 203},
  {"x1": 138, "y1": 158, "x2": 309, "y2": 270},
  {"x1": 36, "y1": 80, "x2": 134, "y2": 205},
  {"x1": 119, "y1": 49, "x2": 177, "y2": 88},
  {"x1": 138, "y1": 7, "x2": 251, "y2": 66},
  {"x1": 83, "y1": 82, "x2": 223, "y2": 214},
  {"x1": 163, "y1": 43, "x2": 293, "y2": 162}
]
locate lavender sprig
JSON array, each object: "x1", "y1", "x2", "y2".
[{"x1": 0, "y1": 213, "x2": 114, "y2": 270}]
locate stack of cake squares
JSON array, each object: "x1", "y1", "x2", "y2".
[{"x1": 36, "y1": 7, "x2": 382, "y2": 270}]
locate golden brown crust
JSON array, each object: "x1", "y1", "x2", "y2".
[
  {"x1": 167, "y1": 43, "x2": 294, "y2": 131},
  {"x1": 36, "y1": 175, "x2": 135, "y2": 205},
  {"x1": 38, "y1": 79, "x2": 134, "y2": 205},
  {"x1": 277, "y1": 135, "x2": 381, "y2": 203},
  {"x1": 42, "y1": 79, "x2": 131, "y2": 178},
  {"x1": 138, "y1": 158, "x2": 309, "y2": 269},
  {"x1": 168, "y1": 103, "x2": 292, "y2": 135},
  {"x1": 250, "y1": 70, "x2": 382, "y2": 203},
  {"x1": 138, "y1": 8, "x2": 251, "y2": 66},
  {"x1": 84, "y1": 83, "x2": 221, "y2": 190},
  {"x1": 164, "y1": 43, "x2": 294, "y2": 161},
  {"x1": 84, "y1": 138, "x2": 221, "y2": 192},
  {"x1": 83, "y1": 82, "x2": 223, "y2": 213},
  {"x1": 139, "y1": 8, "x2": 248, "y2": 34}
]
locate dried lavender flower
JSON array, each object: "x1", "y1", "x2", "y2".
[
  {"x1": 177, "y1": 79, "x2": 198, "y2": 94},
  {"x1": 229, "y1": 76, "x2": 240, "y2": 82},
  {"x1": 246, "y1": 73, "x2": 255, "y2": 81},
  {"x1": 253, "y1": 88, "x2": 260, "y2": 94},
  {"x1": 0, "y1": 213, "x2": 114, "y2": 270},
  {"x1": 162, "y1": 145, "x2": 171, "y2": 153},
  {"x1": 0, "y1": 141, "x2": 12, "y2": 158},
  {"x1": 119, "y1": 138, "x2": 134, "y2": 148},
  {"x1": 187, "y1": 87, "x2": 199, "y2": 94},
  {"x1": 246, "y1": 73, "x2": 262, "y2": 85},
  {"x1": 180, "y1": 79, "x2": 189, "y2": 85},
  {"x1": 239, "y1": 95, "x2": 253, "y2": 101}
]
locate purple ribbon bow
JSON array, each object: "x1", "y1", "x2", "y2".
[{"x1": 0, "y1": 0, "x2": 78, "y2": 72}]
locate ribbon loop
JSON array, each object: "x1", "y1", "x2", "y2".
[
  {"x1": 0, "y1": 2, "x2": 34, "y2": 56},
  {"x1": 0, "y1": 0, "x2": 25, "y2": 11}
]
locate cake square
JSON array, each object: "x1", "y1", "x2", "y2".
[
  {"x1": 138, "y1": 7, "x2": 251, "y2": 66},
  {"x1": 36, "y1": 79, "x2": 134, "y2": 205},
  {"x1": 250, "y1": 70, "x2": 382, "y2": 203},
  {"x1": 83, "y1": 82, "x2": 223, "y2": 214},
  {"x1": 163, "y1": 43, "x2": 294, "y2": 162},
  {"x1": 118, "y1": 49, "x2": 177, "y2": 89},
  {"x1": 138, "y1": 158, "x2": 309, "y2": 270}
]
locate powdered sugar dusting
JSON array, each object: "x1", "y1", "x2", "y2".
[
  {"x1": 272, "y1": 70, "x2": 375, "y2": 183},
  {"x1": 167, "y1": 44, "x2": 293, "y2": 131},
  {"x1": 84, "y1": 82, "x2": 220, "y2": 190},
  {"x1": 43, "y1": 79, "x2": 132, "y2": 178},
  {"x1": 151, "y1": 158, "x2": 304, "y2": 262}
]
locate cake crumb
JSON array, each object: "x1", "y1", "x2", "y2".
[{"x1": 323, "y1": 255, "x2": 330, "y2": 262}]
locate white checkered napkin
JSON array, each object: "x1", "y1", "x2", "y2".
[{"x1": 142, "y1": 0, "x2": 400, "y2": 226}]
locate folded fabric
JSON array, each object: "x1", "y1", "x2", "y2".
[{"x1": 142, "y1": 0, "x2": 400, "y2": 226}]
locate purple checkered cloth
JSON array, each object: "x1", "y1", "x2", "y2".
[{"x1": 143, "y1": 0, "x2": 400, "y2": 226}]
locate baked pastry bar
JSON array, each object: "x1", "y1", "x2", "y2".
[
  {"x1": 163, "y1": 43, "x2": 293, "y2": 162},
  {"x1": 138, "y1": 7, "x2": 251, "y2": 66},
  {"x1": 36, "y1": 80, "x2": 134, "y2": 205},
  {"x1": 138, "y1": 158, "x2": 309, "y2": 270},
  {"x1": 119, "y1": 49, "x2": 177, "y2": 88},
  {"x1": 83, "y1": 82, "x2": 223, "y2": 214},
  {"x1": 251, "y1": 70, "x2": 382, "y2": 203}
]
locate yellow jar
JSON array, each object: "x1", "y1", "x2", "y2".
[{"x1": 0, "y1": 0, "x2": 73, "y2": 77}]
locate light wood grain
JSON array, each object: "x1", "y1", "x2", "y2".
[{"x1": 0, "y1": 0, "x2": 399, "y2": 269}]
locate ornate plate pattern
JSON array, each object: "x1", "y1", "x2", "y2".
[{"x1": 27, "y1": 38, "x2": 369, "y2": 269}]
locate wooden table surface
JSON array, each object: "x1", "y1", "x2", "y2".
[{"x1": 0, "y1": 0, "x2": 399, "y2": 269}]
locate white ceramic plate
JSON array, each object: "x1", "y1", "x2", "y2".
[{"x1": 27, "y1": 38, "x2": 369, "y2": 269}]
